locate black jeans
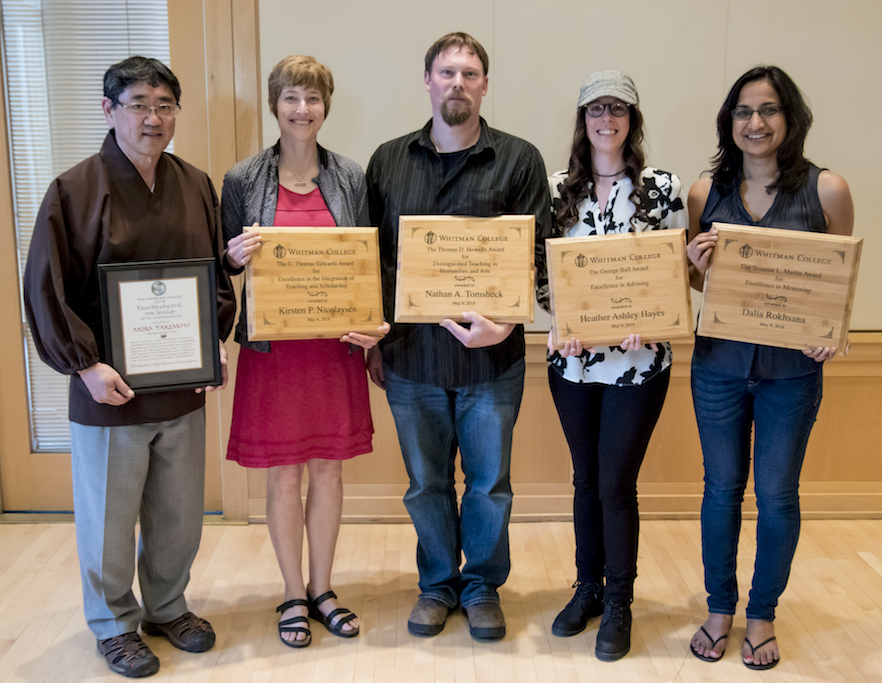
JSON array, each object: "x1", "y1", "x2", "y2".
[{"x1": 548, "y1": 367, "x2": 670, "y2": 602}]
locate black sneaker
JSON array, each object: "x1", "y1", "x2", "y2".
[
  {"x1": 595, "y1": 600, "x2": 632, "y2": 662},
  {"x1": 551, "y1": 581, "x2": 604, "y2": 637}
]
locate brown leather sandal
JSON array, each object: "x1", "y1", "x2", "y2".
[
  {"x1": 141, "y1": 612, "x2": 215, "y2": 653},
  {"x1": 97, "y1": 632, "x2": 160, "y2": 677}
]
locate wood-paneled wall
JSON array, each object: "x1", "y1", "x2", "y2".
[
  {"x1": 237, "y1": 334, "x2": 882, "y2": 522},
  {"x1": 168, "y1": 0, "x2": 263, "y2": 519},
  {"x1": 0, "y1": 44, "x2": 27, "y2": 514}
]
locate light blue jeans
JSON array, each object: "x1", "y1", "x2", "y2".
[
  {"x1": 384, "y1": 359, "x2": 525, "y2": 608},
  {"x1": 691, "y1": 359, "x2": 823, "y2": 621}
]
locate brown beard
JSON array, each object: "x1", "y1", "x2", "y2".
[{"x1": 440, "y1": 94, "x2": 473, "y2": 126}]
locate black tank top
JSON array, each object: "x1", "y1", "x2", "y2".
[{"x1": 695, "y1": 164, "x2": 827, "y2": 379}]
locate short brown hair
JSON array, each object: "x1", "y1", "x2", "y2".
[
  {"x1": 267, "y1": 55, "x2": 334, "y2": 118},
  {"x1": 424, "y1": 32, "x2": 489, "y2": 77}
]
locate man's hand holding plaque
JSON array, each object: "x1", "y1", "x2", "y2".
[
  {"x1": 440, "y1": 311, "x2": 517, "y2": 348},
  {"x1": 78, "y1": 362, "x2": 135, "y2": 406}
]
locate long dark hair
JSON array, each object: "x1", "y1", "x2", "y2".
[
  {"x1": 556, "y1": 105, "x2": 649, "y2": 231},
  {"x1": 711, "y1": 65, "x2": 813, "y2": 195}
]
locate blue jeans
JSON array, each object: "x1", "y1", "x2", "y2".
[
  {"x1": 384, "y1": 359, "x2": 525, "y2": 608},
  {"x1": 691, "y1": 359, "x2": 823, "y2": 621}
]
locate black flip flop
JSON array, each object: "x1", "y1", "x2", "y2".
[
  {"x1": 690, "y1": 625, "x2": 728, "y2": 662},
  {"x1": 743, "y1": 636, "x2": 779, "y2": 670}
]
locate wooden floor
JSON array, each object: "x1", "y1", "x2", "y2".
[{"x1": 1, "y1": 520, "x2": 882, "y2": 682}]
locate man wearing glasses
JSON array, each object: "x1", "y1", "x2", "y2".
[{"x1": 23, "y1": 56, "x2": 234, "y2": 678}]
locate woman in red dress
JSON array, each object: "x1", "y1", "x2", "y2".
[{"x1": 222, "y1": 55, "x2": 388, "y2": 648}]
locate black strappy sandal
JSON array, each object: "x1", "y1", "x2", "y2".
[
  {"x1": 690, "y1": 625, "x2": 728, "y2": 662},
  {"x1": 276, "y1": 599, "x2": 311, "y2": 648},
  {"x1": 308, "y1": 590, "x2": 359, "y2": 638}
]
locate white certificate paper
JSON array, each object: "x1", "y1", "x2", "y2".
[{"x1": 118, "y1": 276, "x2": 203, "y2": 375}]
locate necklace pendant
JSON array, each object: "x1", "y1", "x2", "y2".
[{"x1": 293, "y1": 181, "x2": 307, "y2": 187}]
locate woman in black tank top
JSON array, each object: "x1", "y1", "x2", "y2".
[{"x1": 684, "y1": 66, "x2": 854, "y2": 670}]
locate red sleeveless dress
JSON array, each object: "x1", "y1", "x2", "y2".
[{"x1": 226, "y1": 186, "x2": 373, "y2": 466}]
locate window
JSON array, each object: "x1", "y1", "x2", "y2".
[{"x1": 2, "y1": 0, "x2": 171, "y2": 450}]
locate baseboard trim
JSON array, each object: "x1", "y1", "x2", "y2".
[{"x1": 241, "y1": 482, "x2": 882, "y2": 523}]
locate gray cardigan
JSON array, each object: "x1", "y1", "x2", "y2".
[{"x1": 221, "y1": 142, "x2": 369, "y2": 351}]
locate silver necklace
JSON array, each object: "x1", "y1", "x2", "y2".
[{"x1": 282, "y1": 157, "x2": 315, "y2": 187}]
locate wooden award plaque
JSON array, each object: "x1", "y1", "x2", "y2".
[
  {"x1": 394, "y1": 215, "x2": 535, "y2": 323},
  {"x1": 245, "y1": 227, "x2": 383, "y2": 341},
  {"x1": 697, "y1": 222, "x2": 862, "y2": 350},
  {"x1": 547, "y1": 229, "x2": 693, "y2": 347}
]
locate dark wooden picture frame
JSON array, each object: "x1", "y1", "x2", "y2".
[{"x1": 98, "y1": 258, "x2": 221, "y2": 392}]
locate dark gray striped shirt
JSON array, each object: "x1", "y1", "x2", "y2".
[{"x1": 366, "y1": 118, "x2": 552, "y2": 388}]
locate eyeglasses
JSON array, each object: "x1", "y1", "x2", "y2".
[
  {"x1": 585, "y1": 102, "x2": 629, "y2": 118},
  {"x1": 731, "y1": 105, "x2": 782, "y2": 120},
  {"x1": 117, "y1": 102, "x2": 181, "y2": 119}
]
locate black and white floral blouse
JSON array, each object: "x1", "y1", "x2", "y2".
[{"x1": 546, "y1": 167, "x2": 687, "y2": 386}]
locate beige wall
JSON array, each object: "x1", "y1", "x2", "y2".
[
  {"x1": 226, "y1": 0, "x2": 882, "y2": 520},
  {"x1": 258, "y1": 0, "x2": 881, "y2": 329}
]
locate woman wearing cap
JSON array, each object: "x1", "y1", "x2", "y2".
[
  {"x1": 686, "y1": 66, "x2": 853, "y2": 670},
  {"x1": 222, "y1": 55, "x2": 389, "y2": 648},
  {"x1": 542, "y1": 70, "x2": 686, "y2": 660}
]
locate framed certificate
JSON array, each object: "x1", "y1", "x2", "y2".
[
  {"x1": 98, "y1": 258, "x2": 221, "y2": 392},
  {"x1": 395, "y1": 215, "x2": 535, "y2": 324},
  {"x1": 546, "y1": 229, "x2": 693, "y2": 347},
  {"x1": 245, "y1": 227, "x2": 383, "y2": 341},
  {"x1": 698, "y1": 222, "x2": 863, "y2": 350}
]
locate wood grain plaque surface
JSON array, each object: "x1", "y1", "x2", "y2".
[
  {"x1": 245, "y1": 227, "x2": 383, "y2": 341},
  {"x1": 395, "y1": 215, "x2": 535, "y2": 323},
  {"x1": 547, "y1": 229, "x2": 693, "y2": 347},
  {"x1": 697, "y1": 222, "x2": 862, "y2": 350}
]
